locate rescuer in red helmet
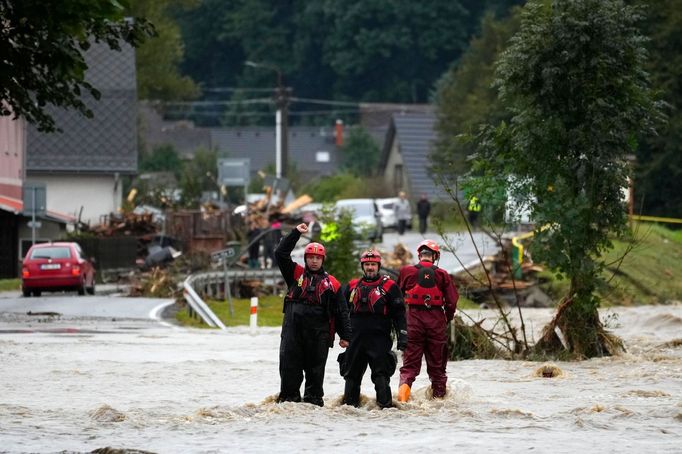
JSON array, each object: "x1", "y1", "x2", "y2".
[
  {"x1": 275, "y1": 223, "x2": 351, "y2": 406},
  {"x1": 397, "y1": 239, "x2": 458, "y2": 402},
  {"x1": 339, "y1": 249, "x2": 407, "y2": 409}
]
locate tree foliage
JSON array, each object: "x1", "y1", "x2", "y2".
[
  {"x1": 473, "y1": 0, "x2": 662, "y2": 357},
  {"x1": 634, "y1": 0, "x2": 682, "y2": 218},
  {"x1": 127, "y1": 0, "x2": 200, "y2": 101},
  {"x1": 175, "y1": 0, "x2": 518, "y2": 113},
  {"x1": 179, "y1": 148, "x2": 218, "y2": 207},
  {"x1": 301, "y1": 173, "x2": 368, "y2": 203},
  {"x1": 319, "y1": 207, "x2": 359, "y2": 283},
  {"x1": 0, "y1": 0, "x2": 154, "y2": 132},
  {"x1": 341, "y1": 127, "x2": 381, "y2": 177},
  {"x1": 139, "y1": 144, "x2": 183, "y2": 175},
  {"x1": 433, "y1": 8, "x2": 522, "y2": 178}
]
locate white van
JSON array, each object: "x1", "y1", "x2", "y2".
[{"x1": 335, "y1": 198, "x2": 383, "y2": 242}]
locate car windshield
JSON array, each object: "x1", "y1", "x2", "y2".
[
  {"x1": 337, "y1": 202, "x2": 374, "y2": 217},
  {"x1": 381, "y1": 202, "x2": 394, "y2": 210},
  {"x1": 30, "y1": 247, "x2": 71, "y2": 260}
]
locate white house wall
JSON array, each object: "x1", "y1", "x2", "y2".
[
  {"x1": 27, "y1": 175, "x2": 121, "y2": 225},
  {"x1": 383, "y1": 139, "x2": 410, "y2": 196},
  {"x1": 0, "y1": 115, "x2": 25, "y2": 200}
]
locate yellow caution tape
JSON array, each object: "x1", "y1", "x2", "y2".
[{"x1": 631, "y1": 215, "x2": 682, "y2": 224}]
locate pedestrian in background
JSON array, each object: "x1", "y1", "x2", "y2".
[
  {"x1": 394, "y1": 191, "x2": 412, "y2": 235},
  {"x1": 246, "y1": 216, "x2": 261, "y2": 269},
  {"x1": 416, "y1": 194, "x2": 431, "y2": 235},
  {"x1": 467, "y1": 196, "x2": 481, "y2": 229}
]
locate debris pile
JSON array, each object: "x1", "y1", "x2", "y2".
[{"x1": 84, "y1": 212, "x2": 159, "y2": 237}]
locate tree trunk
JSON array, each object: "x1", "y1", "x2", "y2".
[{"x1": 534, "y1": 297, "x2": 624, "y2": 358}]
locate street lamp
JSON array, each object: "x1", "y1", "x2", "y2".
[{"x1": 244, "y1": 60, "x2": 289, "y2": 179}]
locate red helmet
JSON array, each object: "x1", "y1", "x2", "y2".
[
  {"x1": 360, "y1": 249, "x2": 381, "y2": 264},
  {"x1": 304, "y1": 242, "x2": 326, "y2": 258},
  {"x1": 417, "y1": 239, "x2": 440, "y2": 260}
]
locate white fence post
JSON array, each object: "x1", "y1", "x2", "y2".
[{"x1": 250, "y1": 297, "x2": 258, "y2": 335}]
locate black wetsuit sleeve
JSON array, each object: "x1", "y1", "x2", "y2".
[
  {"x1": 341, "y1": 283, "x2": 352, "y2": 311},
  {"x1": 276, "y1": 228, "x2": 302, "y2": 287},
  {"x1": 334, "y1": 288, "x2": 352, "y2": 341},
  {"x1": 386, "y1": 283, "x2": 407, "y2": 339}
]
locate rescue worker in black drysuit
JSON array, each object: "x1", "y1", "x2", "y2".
[
  {"x1": 275, "y1": 223, "x2": 351, "y2": 406},
  {"x1": 339, "y1": 250, "x2": 407, "y2": 409}
]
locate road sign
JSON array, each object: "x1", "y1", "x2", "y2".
[
  {"x1": 23, "y1": 183, "x2": 47, "y2": 217},
  {"x1": 210, "y1": 241, "x2": 242, "y2": 262},
  {"x1": 27, "y1": 221, "x2": 42, "y2": 229},
  {"x1": 218, "y1": 158, "x2": 250, "y2": 186}
]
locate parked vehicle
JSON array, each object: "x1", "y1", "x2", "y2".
[
  {"x1": 335, "y1": 198, "x2": 383, "y2": 242},
  {"x1": 21, "y1": 242, "x2": 96, "y2": 297},
  {"x1": 376, "y1": 197, "x2": 412, "y2": 230}
]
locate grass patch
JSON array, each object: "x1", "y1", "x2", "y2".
[
  {"x1": 176, "y1": 295, "x2": 284, "y2": 328},
  {"x1": 537, "y1": 223, "x2": 682, "y2": 306},
  {"x1": 599, "y1": 223, "x2": 682, "y2": 305},
  {"x1": 0, "y1": 279, "x2": 20, "y2": 292}
]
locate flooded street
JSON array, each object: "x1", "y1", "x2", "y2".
[{"x1": 0, "y1": 304, "x2": 680, "y2": 453}]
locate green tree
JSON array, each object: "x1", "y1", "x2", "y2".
[
  {"x1": 433, "y1": 8, "x2": 522, "y2": 178},
  {"x1": 127, "y1": 0, "x2": 199, "y2": 101},
  {"x1": 301, "y1": 173, "x2": 368, "y2": 203},
  {"x1": 319, "y1": 207, "x2": 359, "y2": 283},
  {"x1": 634, "y1": 0, "x2": 682, "y2": 218},
  {"x1": 341, "y1": 127, "x2": 381, "y2": 177},
  {"x1": 174, "y1": 0, "x2": 521, "y2": 114},
  {"x1": 473, "y1": 0, "x2": 662, "y2": 357},
  {"x1": 139, "y1": 145, "x2": 183, "y2": 176},
  {"x1": 179, "y1": 148, "x2": 218, "y2": 207},
  {"x1": 0, "y1": 0, "x2": 154, "y2": 132}
]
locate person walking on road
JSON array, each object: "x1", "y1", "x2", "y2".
[
  {"x1": 275, "y1": 223, "x2": 352, "y2": 406},
  {"x1": 394, "y1": 191, "x2": 412, "y2": 235},
  {"x1": 416, "y1": 194, "x2": 431, "y2": 235},
  {"x1": 340, "y1": 250, "x2": 407, "y2": 409},
  {"x1": 467, "y1": 196, "x2": 481, "y2": 229},
  {"x1": 397, "y1": 240, "x2": 458, "y2": 402}
]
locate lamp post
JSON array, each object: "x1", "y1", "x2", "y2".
[{"x1": 244, "y1": 60, "x2": 289, "y2": 179}]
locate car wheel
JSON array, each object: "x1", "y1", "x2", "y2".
[
  {"x1": 87, "y1": 282, "x2": 96, "y2": 295},
  {"x1": 77, "y1": 280, "x2": 85, "y2": 296},
  {"x1": 22, "y1": 289, "x2": 31, "y2": 297},
  {"x1": 33, "y1": 290, "x2": 41, "y2": 297}
]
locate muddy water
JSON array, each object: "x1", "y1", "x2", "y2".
[{"x1": 0, "y1": 306, "x2": 680, "y2": 453}]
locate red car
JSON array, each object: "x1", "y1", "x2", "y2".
[{"x1": 22, "y1": 242, "x2": 96, "y2": 297}]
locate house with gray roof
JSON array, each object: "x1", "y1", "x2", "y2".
[
  {"x1": 210, "y1": 126, "x2": 342, "y2": 183},
  {"x1": 378, "y1": 111, "x2": 449, "y2": 202},
  {"x1": 25, "y1": 41, "x2": 138, "y2": 225}
]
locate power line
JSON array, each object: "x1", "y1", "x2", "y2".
[{"x1": 201, "y1": 87, "x2": 276, "y2": 93}]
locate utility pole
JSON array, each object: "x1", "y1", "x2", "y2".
[
  {"x1": 275, "y1": 84, "x2": 291, "y2": 179},
  {"x1": 245, "y1": 60, "x2": 290, "y2": 179}
]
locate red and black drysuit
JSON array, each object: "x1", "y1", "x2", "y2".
[
  {"x1": 339, "y1": 275, "x2": 407, "y2": 408},
  {"x1": 275, "y1": 228, "x2": 351, "y2": 406},
  {"x1": 398, "y1": 261, "x2": 458, "y2": 398}
]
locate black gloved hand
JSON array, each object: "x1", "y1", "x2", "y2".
[{"x1": 397, "y1": 329, "x2": 408, "y2": 351}]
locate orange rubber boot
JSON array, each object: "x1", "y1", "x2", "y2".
[{"x1": 398, "y1": 384, "x2": 411, "y2": 403}]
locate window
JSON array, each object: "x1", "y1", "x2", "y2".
[
  {"x1": 316, "y1": 151, "x2": 330, "y2": 163},
  {"x1": 30, "y1": 247, "x2": 72, "y2": 259}
]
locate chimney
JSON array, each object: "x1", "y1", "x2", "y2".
[{"x1": 335, "y1": 119, "x2": 344, "y2": 147}]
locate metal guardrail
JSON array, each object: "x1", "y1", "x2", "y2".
[
  {"x1": 182, "y1": 268, "x2": 282, "y2": 329},
  {"x1": 183, "y1": 276, "x2": 227, "y2": 329}
]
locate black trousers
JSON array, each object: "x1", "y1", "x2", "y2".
[
  {"x1": 419, "y1": 216, "x2": 428, "y2": 234},
  {"x1": 278, "y1": 305, "x2": 330, "y2": 406},
  {"x1": 340, "y1": 331, "x2": 396, "y2": 408},
  {"x1": 397, "y1": 219, "x2": 407, "y2": 235}
]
